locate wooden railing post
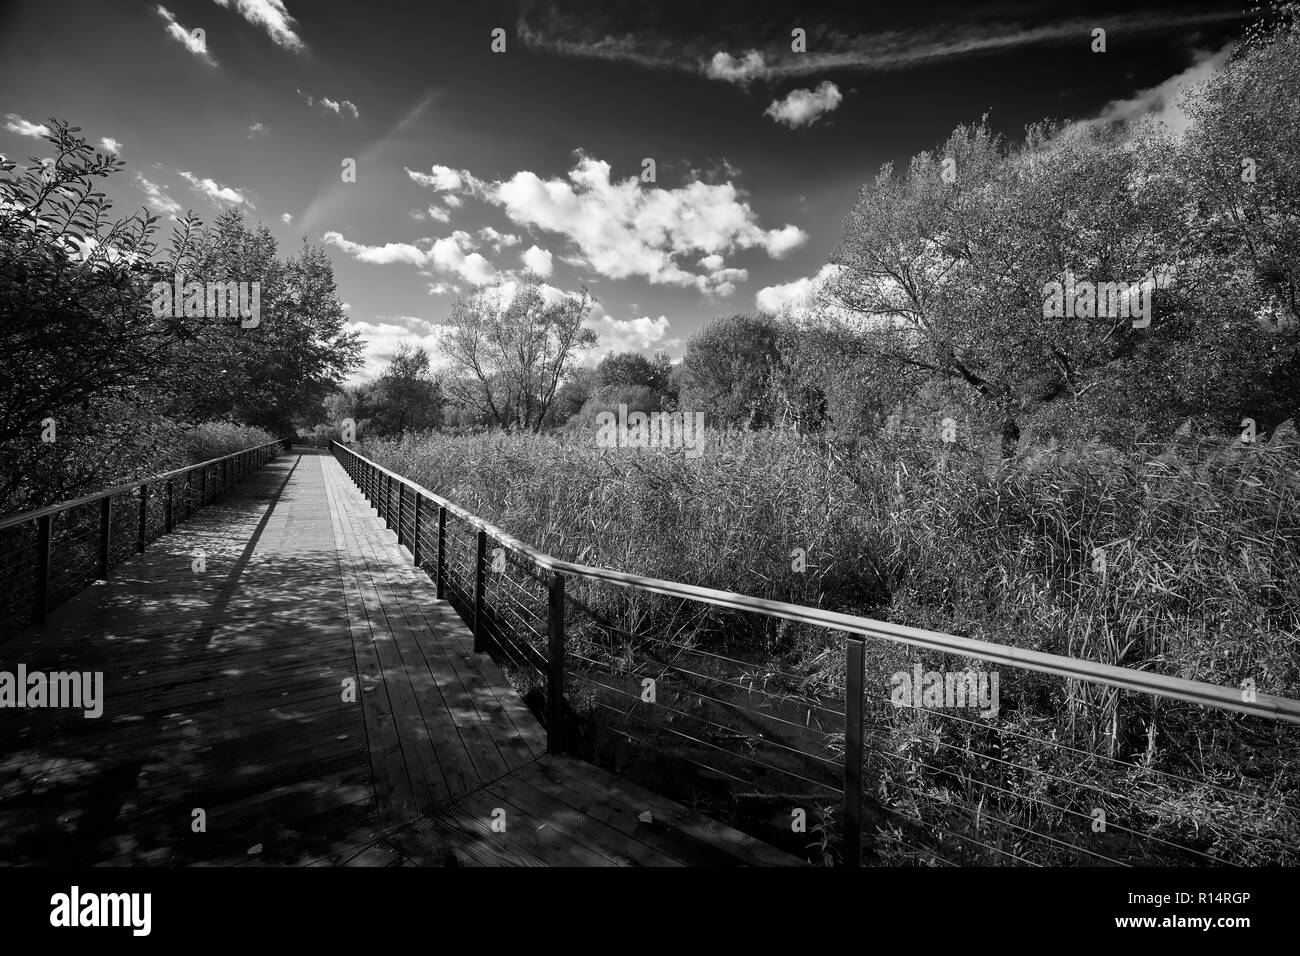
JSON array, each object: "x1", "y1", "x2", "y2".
[
  {"x1": 436, "y1": 505, "x2": 447, "y2": 599},
  {"x1": 843, "y1": 637, "x2": 865, "y2": 868},
  {"x1": 34, "y1": 513, "x2": 51, "y2": 624},
  {"x1": 184, "y1": 471, "x2": 193, "y2": 521},
  {"x1": 137, "y1": 483, "x2": 149, "y2": 553},
  {"x1": 473, "y1": 528, "x2": 487, "y2": 652},
  {"x1": 200, "y1": 465, "x2": 208, "y2": 506},
  {"x1": 547, "y1": 571, "x2": 566, "y2": 754},
  {"x1": 99, "y1": 495, "x2": 112, "y2": 580},
  {"x1": 164, "y1": 479, "x2": 174, "y2": 533},
  {"x1": 412, "y1": 493, "x2": 423, "y2": 567}
]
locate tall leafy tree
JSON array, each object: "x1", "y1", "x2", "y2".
[
  {"x1": 441, "y1": 279, "x2": 596, "y2": 431},
  {"x1": 676, "y1": 313, "x2": 781, "y2": 427},
  {"x1": 360, "y1": 344, "x2": 443, "y2": 436}
]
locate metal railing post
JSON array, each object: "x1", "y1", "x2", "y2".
[
  {"x1": 396, "y1": 483, "x2": 405, "y2": 547},
  {"x1": 412, "y1": 493, "x2": 423, "y2": 567},
  {"x1": 436, "y1": 506, "x2": 447, "y2": 599},
  {"x1": 99, "y1": 495, "x2": 112, "y2": 580},
  {"x1": 137, "y1": 483, "x2": 149, "y2": 553},
  {"x1": 473, "y1": 528, "x2": 487, "y2": 652},
  {"x1": 843, "y1": 638, "x2": 865, "y2": 868},
  {"x1": 34, "y1": 513, "x2": 51, "y2": 624},
  {"x1": 547, "y1": 571, "x2": 566, "y2": 754}
]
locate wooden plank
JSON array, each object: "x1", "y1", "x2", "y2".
[
  {"x1": 449, "y1": 786, "x2": 617, "y2": 867},
  {"x1": 543, "y1": 754, "x2": 806, "y2": 866}
]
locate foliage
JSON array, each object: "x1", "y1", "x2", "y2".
[{"x1": 441, "y1": 279, "x2": 596, "y2": 431}]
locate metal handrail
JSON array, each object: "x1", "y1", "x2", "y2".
[
  {"x1": 330, "y1": 441, "x2": 1300, "y2": 726},
  {"x1": 0, "y1": 438, "x2": 289, "y2": 531},
  {"x1": 0, "y1": 437, "x2": 292, "y2": 628}
]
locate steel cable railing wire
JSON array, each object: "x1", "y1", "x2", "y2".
[
  {"x1": 0, "y1": 439, "x2": 286, "y2": 639},
  {"x1": 859, "y1": 703, "x2": 1297, "y2": 861},
  {"x1": 566, "y1": 644, "x2": 841, "y2": 755},
  {"x1": 331, "y1": 441, "x2": 1300, "y2": 866}
]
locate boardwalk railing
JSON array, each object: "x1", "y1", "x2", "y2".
[
  {"x1": 0, "y1": 438, "x2": 290, "y2": 637},
  {"x1": 332, "y1": 441, "x2": 1300, "y2": 867}
]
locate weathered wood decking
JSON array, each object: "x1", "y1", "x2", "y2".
[{"x1": 0, "y1": 449, "x2": 801, "y2": 866}]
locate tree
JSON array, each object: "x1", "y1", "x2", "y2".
[
  {"x1": 167, "y1": 210, "x2": 364, "y2": 434},
  {"x1": 676, "y1": 314, "x2": 781, "y2": 427},
  {"x1": 817, "y1": 88, "x2": 1300, "y2": 449},
  {"x1": 362, "y1": 344, "x2": 443, "y2": 436},
  {"x1": 0, "y1": 119, "x2": 368, "y2": 511},
  {"x1": 0, "y1": 120, "x2": 182, "y2": 507},
  {"x1": 544, "y1": 366, "x2": 597, "y2": 427},
  {"x1": 441, "y1": 279, "x2": 597, "y2": 431}
]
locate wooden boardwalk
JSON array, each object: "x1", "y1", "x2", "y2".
[{"x1": 0, "y1": 449, "x2": 801, "y2": 866}]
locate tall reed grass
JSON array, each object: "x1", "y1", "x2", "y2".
[{"x1": 359, "y1": 422, "x2": 1300, "y2": 864}]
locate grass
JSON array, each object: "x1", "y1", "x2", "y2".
[{"x1": 357, "y1": 421, "x2": 1300, "y2": 865}]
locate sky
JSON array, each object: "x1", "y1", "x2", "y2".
[{"x1": 0, "y1": 0, "x2": 1253, "y2": 382}]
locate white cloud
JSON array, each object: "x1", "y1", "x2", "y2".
[
  {"x1": 4, "y1": 114, "x2": 49, "y2": 138},
  {"x1": 212, "y1": 0, "x2": 305, "y2": 52},
  {"x1": 706, "y1": 50, "x2": 767, "y2": 85},
  {"x1": 319, "y1": 96, "x2": 360, "y2": 119},
  {"x1": 321, "y1": 232, "x2": 429, "y2": 266},
  {"x1": 322, "y1": 230, "x2": 496, "y2": 286},
  {"x1": 478, "y1": 226, "x2": 519, "y2": 250},
  {"x1": 298, "y1": 89, "x2": 358, "y2": 118},
  {"x1": 757, "y1": 264, "x2": 844, "y2": 316},
  {"x1": 443, "y1": 193, "x2": 463, "y2": 208},
  {"x1": 406, "y1": 164, "x2": 483, "y2": 193},
  {"x1": 523, "y1": 11, "x2": 1247, "y2": 81},
  {"x1": 485, "y1": 153, "x2": 805, "y2": 291},
  {"x1": 99, "y1": 137, "x2": 122, "y2": 152},
  {"x1": 345, "y1": 318, "x2": 445, "y2": 382},
  {"x1": 179, "y1": 169, "x2": 252, "y2": 207},
  {"x1": 157, "y1": 5, "x2": 216, "y2": 66},
  {"x1": 765, "y1": 81, "x2": 844, "y2": 128},
  {"x1": 1079, "y1": 47, "x2": 1229, "y2": 138},
  {"x1": 582, "y1": 312, "x2": 674, "y2": 363},
  {"x1": 429, "y1": 234, "x2": 495, "y2": 285},
  {"x1": 280, "y1": 212, "x2": 293, "y2": 224},
  {"x1": 704, "y1": 267, "x2": 747, "y2": 297},
  {"x1": 247, "y1": 122, "x2": 265, "y2": 137},
  {"x1": 135, "y1": 174, "x2": 183, "y2": 217},
  {"x1": 521, "y1": 245, "x2": 554, "y2": 277},
  {"x1": 426, "y1": 205, "x2": 451, "y2": 223}
]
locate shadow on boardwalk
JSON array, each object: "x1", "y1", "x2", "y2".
[{"x1": 0, "y1": 450, "x2": 803, "y2": 867}]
